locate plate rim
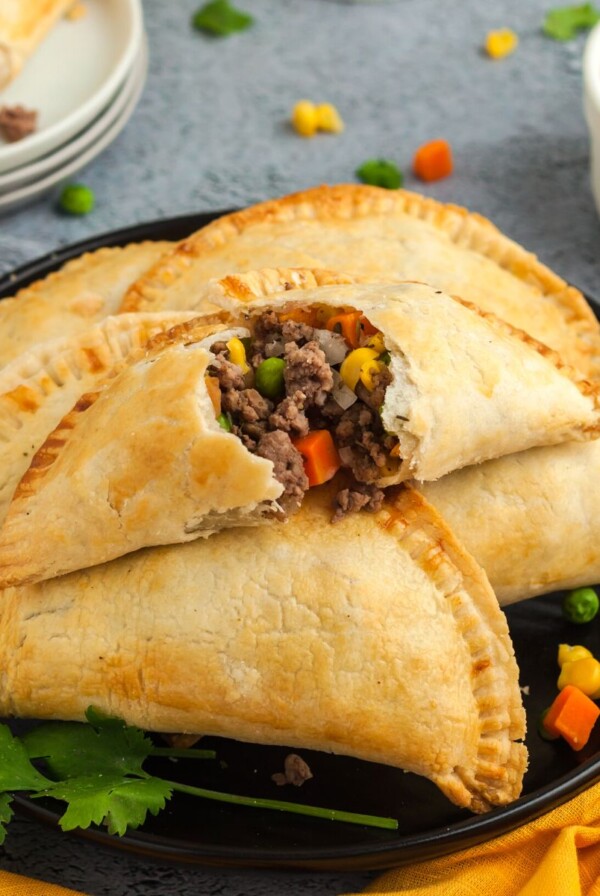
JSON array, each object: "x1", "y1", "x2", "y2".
[
  {"x1": 0, "y1": 33, "x2": 147, "y2": 193},
  {"x1": 0, "y1": 0, "x2": 143, "y2": 174},
  {"x1": 2, "y1": 213, "x2": 600, "y2": 872},
  {"x1": 0, "y1": 38, "x2": 148, "y2": 214}
]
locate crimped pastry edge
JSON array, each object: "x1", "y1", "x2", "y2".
[
  {"x1": 119, "y1": 185, "x2": 600, "y2": 375},
  {"x1": 393, "y1": 487, "x2": 527, "y2": 810}
]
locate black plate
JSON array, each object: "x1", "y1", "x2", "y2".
[{"x1": 2, "y1": 215, "x2": 600, "y2": 871}]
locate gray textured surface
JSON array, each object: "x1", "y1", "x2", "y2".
[{"x1": 0, "y1": 1, "x2": 599, "y2": 894}]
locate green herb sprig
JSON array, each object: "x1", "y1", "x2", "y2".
[
  {"x1": 0, "y1": 708, "x2": 397, "y2": 843},
  {"x1": 192, "y1": 0, "x2": 254, "y2": 37},
  {"x1": 543, "y1": 3, "x2": 600, "y2": 40}
]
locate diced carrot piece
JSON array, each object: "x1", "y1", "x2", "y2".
[
  {"x1": 204, "y1": 375, "x2": 221, "y2": 416},
  {"x1": 326, "y1": 311, "x2": 362, "y2": 348},
  {"x1": 413, "y1": 139, "x2": 454, "y2": 182},
  {"x1": 292, "y1": 430, "x2": 341, "y2": 487},
  {"x1": 543, "y1": 685, "x2": 600, "y2": 751},
  {"x1": 326, "y1": 311, "x2": 376, "y2": 348},
  {"x1": 360, "y1": 316, "x2": 378, "y2": 336},
  {"x1": 279, "y1": 306, "x2": 321, "y2": 327}
]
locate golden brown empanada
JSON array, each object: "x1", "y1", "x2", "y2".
[
  {"x1": 120, "y1": 185, "x2": 600, "y2": 377},
  {"x1": 0, "y1": 485, "x2": 527, "y2": 814},
  {"x1": 0, "y1": 279, "x2": 598, "y2": 588},
  {"x1": 0, "y1": 0, "x2": 74, "y2": 88},
  {"x1": 417, "y1": 440, "x2": 600, "y2": 604},
  {"x1": 0, "y1": 311, "x2": 199, "y2": 526},
  {"x1": 0, "y1": 242, "x2": 173, "y2": 369}
]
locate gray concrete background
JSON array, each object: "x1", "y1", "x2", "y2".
[{"x1": 0, "y1": 0, "x2": 599, "y2": 894}]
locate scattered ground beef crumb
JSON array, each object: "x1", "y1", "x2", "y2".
[
  {"x1": 0, "y1": 105, "x2": 37, "y2": 142},
  {"x1": 271, "y1": 753, "x2": 313, "y2": 787},
  {"x1": 332, "y1": 483, "x2": 386, "y2": 522}
]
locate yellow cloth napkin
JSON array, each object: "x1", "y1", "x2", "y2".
[
  {"x1": 342, "y1": 780, "x2": 600, "y2": 896},
  {"x1": 0, "y1": 871, "x2": 88, "y2": 895}
]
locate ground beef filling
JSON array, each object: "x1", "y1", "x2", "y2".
[{"x1": 209, "y1": 311, "x2": 396, "y2": 518}]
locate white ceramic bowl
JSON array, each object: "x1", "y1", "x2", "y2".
[
  {"x1": 0, "y1": 0, "x2": 143, "y2": 174},
  {"x1": 584, "y1": 23, "x2": 600, "y2": 216},
  {"x1": 0, "y1": 39, "x2": 147, "y2": 215}
]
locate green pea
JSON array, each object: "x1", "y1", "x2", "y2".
[
  {"x1": 356, "y1": 159, "x2": 403, "y2": 190},
  {"x1": 59, "y1": 183, "x2": 95, "y2": 215},
  {"x1": 562, "y1": 587, "x2": 600, "y2": 624},
  {"x1": 217, "y1": 412, "x2": 232, "y2": 432},
  {"x1": 255, "y1": 357, "x2": 285, "y2": 399}
]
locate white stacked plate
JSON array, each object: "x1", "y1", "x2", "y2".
[{"x1": 0, "y1": 0, "x2": 145, "y2": 213}]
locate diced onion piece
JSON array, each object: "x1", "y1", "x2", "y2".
[
  {"x1": 332, "y1": 370, "x2": 358, "y2": 409},
  {"x1": 316, "y1": 329, "x2": 349, "y2": 365}
]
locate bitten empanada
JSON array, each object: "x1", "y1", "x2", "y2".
[
  {"x1": 0, "y1": 279, "x2": 598, "y2": 588},
  {"x1": 0, "y1": 485, "x2": 527, "y2": 814},
  {"x1": 120, "y1": 184, "x2": 600, "y2": 377}
]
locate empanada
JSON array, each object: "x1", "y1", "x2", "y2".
[
  {"x1": 0, "y1": 485, "x2": 527, "y2": 814},
  {"x1": 0, "y1": 0, "x2": 74, "y2": 88},
  {"x1": 417, "y1": 440, "x2": 600, "y2": 604},
  {"x1": 0, "y1": 242, "x2": 173, "y2": 369},
  {"x1": 0, "y1": 279, "x2": 598, "y2": 588},
  {"x1": 120, "y1": 185, "x2": 600, "y2": 377},
  {"x1": 0, "y1": 311, "x2": 199, "y2": 525}
]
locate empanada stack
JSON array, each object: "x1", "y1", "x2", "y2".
[{"x1": 3, "y1": 183, "x2": 600, "y2": 817}]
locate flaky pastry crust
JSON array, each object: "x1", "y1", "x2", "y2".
[
  {"x1": 119, "y1": 185, "x2": 600, "y2": 377},
  {"x1": 0, "y1": 311, "x2": 197, "y2": 525},
  {"x1": 418, "y1": 439, "x2": 600, "y2": 604},
  {"x1": 0, "y1": 242, "x2": 173, "y2": 369},
  {"x1": 0, "y1": 485, "x2": 527, "y2": 813}
]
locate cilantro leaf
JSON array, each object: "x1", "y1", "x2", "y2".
[
  {"x1": 0, "y1": 794, "x2": 14, "y2": 845},
  {"x1": 543, "y1": 3, "x2": 600, "y2": 40},
  {"x1": 39, "y1": 775, "x2": 172, "y2": 836},
  {"x1": 192, "y1": 0, "x2": 254, "y2": 36},
  {"x1": 0, "y1": 724, "x2": 52, "y2": 792},
  {"x1": 356, "y1": 159, "x2": 403, "y2": 190},
  {"x1": 24, "y1": 712, "x2": 153, "y2": 780}
]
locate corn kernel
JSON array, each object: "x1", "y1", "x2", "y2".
[
  {"x1": 315, "y1": 103, "x2": 344, "y2": 134},
  {"x1": 558, "y1": 644, "x2": 593, "y2": 667},
  {"x1": 359, "y1": 359, "x2": 386, "y2": 392},
  {"x1": 485, "y1": 29, "x2": 518, "y2": 60},
  {"x1": 365, "y1": 333, "x2": 386, "y2": 354},
  {"x1": 557, "y1": 656, "x2": 600, "y2": 696},
  {"x1": 292, "y1": 100, "x2": 319, "y2": 138},
  {"x1": 226, "y1": 337, "x2": 250, "y2": 374},
  {"x1": 340, "y1": 347, "x2": 379, "y2": 391}
]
